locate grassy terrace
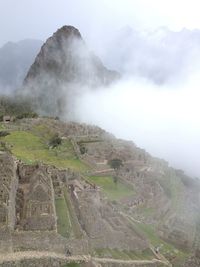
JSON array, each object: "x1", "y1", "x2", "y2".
[
  {"x1": 55, "y1": 188, "x2": 83, "y2": 239},
  {"x1": 87, "y1": 175, "x2": 134, "y2": 201},
  {"x1": 94, "y1": 248, "x2": 154, "y2": 260},
  {"x1": 63, "y1": 188, "x2": 83, "y2": 239},
  {"x1": 55, "y1": 197, "x2": 71, "y2": 238},
  {"x1": 133, "y1": 222, "x2": 189, "y2": 266},
  {"x1": 62, "y1": 264, "x2": 80, "y2": 267},
  {"x1": 2, "y1": 131, "x2": 88, "y2": 171}
]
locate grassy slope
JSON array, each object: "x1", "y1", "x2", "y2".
[
  {"x1": 0, "y1": 121, "x2": 190, "y2": 265},
  {"x1": 63, "y1": 188, "x2": 83, "y2": 239},
  {"x1": 55, "y1": 197, "x2": 72, "y2": 238},
  {"x1": 3, "y1": 130, "x2": 88, "y2": 171},
  {"x1": 62, "y1": 264, "x2": 80, "y2": 267},
  {"x1": 87, "y1": 175, "x2": 134, "y2": 201},
  {"x1": 94, "y1": 248, "x2": 154, "y2": 260},
  {"x1": 133, "y1": 222, "x2": 188, "y2": 266},
  {"x1": 56, "y1": 189, "x2": 84, "y2": 240}
]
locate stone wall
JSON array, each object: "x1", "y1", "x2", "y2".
[
  {"x1": 16, "y1": 166, "x2": 57, "y2": 231},
  {"x1": 0, "y1": 258, "x2": 66, "y2": 267},
  {"x1": 12, "y1": 231, "x2": 89, "y2": 255},
  {"x1": 0, "y1": 229, "x2": 12, "y2": 253},
  {"x1": 0, "y1": 152, "x2": 18, "y2": 230},
  {"x1": 0, "y1": 259, "x2": 166, "y2": 267},
  {"x1": 75, "y1": 190, "x2": 148, "y2": 251}
]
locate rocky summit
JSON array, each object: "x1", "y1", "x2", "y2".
[{"x1": 22, "y1": 26, "x2": 119, "y2": 117}]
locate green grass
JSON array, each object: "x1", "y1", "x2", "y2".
[
  {"x1": 134, "y1": 222, "x2": 188, "y2": 263},
  {"x1": 3, "y1": 131, "x2": 88, "y2": 171},
  {"x1": 87, "y1": 176, "x2": 134, "y2": 201},
  {"x1": 158, "y1": 174, "x2": 183, "y2": 209},
  {"x1": 55, "y1": 197, "x2": 71, "y2": 238},
  {"x1": 31, "y1": 124, "x2": 55, "y2": 140},
  {"x1": 62, "y1": 263, "x2": 80, "y2": 267},
  {"x1": 137, "y1": 206, "x2": 155, "y2": 217},
  {"x1": 94, "y1": 248, "x2": 154, "y2": 260},
  {"x1": 63, "y1": 188, "x2": 83, "y2": 239},
  {"x1": 0, "y1": 123, "x2": 5, "y2": 130},
  {"x1": 123, "y1": 213, "x2": 189, "y2": 266}
]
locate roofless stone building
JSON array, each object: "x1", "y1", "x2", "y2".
[
  {"x1": 16, "y1": 165, "x2": 57, "y2": 231},
  {"x1": 0, "y1": 152, "x2": 18, "y2": 230}
]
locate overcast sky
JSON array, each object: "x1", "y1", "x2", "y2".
[{"x1": 1, "y1": 0, "x2": 200, "y2": 46}]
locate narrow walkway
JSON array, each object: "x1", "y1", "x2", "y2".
[
  {"x1": 0, "y1": 251, "x2": 171, "y2": 266},
  {"x1": 0, "y1": 251, "x2": 90, "y2": 264}
]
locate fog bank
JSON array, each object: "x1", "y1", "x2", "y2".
[{"x1": 73, "y1": 74, "x2": 200, "y2": 178}]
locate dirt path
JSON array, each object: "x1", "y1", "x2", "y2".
[
  {"x1": 0, "y1": 251, "x2": 171, "y2": 266},
  {"x1": 0, "y1": 251, "x2": 91, "y2": 264}
]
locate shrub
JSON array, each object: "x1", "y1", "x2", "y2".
[
  {"x1": 0, "y1": 141, "x2": 11, "y2": 152},
  {"x1": 108, "y1": 158, "x2": 123, "y2": 170},
  {"x1": 48, "y1": 134, "x2": 62, "y2": 148},
  {"x1": 79, "y1": 144, "x2": 87, "y2": 155},
  {"x1": 16, "y1": 112, "x2": 38, "y2": 119},
  {"x1": 0, "y1": 131, "x2": 10, "y2": 137}
]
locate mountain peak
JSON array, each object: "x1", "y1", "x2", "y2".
[
  {"x1": 22, "y1": 25, "x2": 119, "y2": 117},
  {"x1": 53, "y1": 25, "x2": 82, "y2": 39}
]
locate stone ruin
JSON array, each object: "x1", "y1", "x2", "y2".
[
  {"x1": 16, "y1": 164, "x2": 56, "y2": 231},
  {"x1": 5, "y1": 153, "x2": 148, "y2": 253},
  {"x1": 3, "y1": 116, "x2": 14, "y2": 123},
  {"x1": 0, "y1": 152, "x2": 17, "y2": 230}
]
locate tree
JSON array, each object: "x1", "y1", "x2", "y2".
[
  {"x1": 48, "y1": 134, "x2": 62, "y2": 148},
  {"x1": 108, "y1": 158, "x2": 123, "y2": 170},
  {"x1": 0, "y1": 131, "x2": 10, "y2": 137},
  {"x1": 108, "y1": 158, "x2": 123, "y2": 185}
]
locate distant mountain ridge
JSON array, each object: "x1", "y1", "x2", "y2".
[
  {"x1": 100, "y1": 26, "x2": 200, "y2": 84},
  {"x1": 22, "y1": 25, "x2": 119, "y2": 117},
  {"x1": 0, "y1": 39, "x2": 43, "y2": 92}
]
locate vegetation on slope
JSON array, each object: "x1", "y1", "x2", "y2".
[
  {"x1": 0, "y1": 118, "x2": 194, "y2": 265},
  {"x1": 0, "y1": 95, "x2": 34, "y2": 119},
  {"x1": 94, "y1": 247, "x2": 154, "y2": 260},
  {"x1": 55, "y1": 197, "x2": 72, "y2": 238},
  {"x1": 63, "y1": 188, "x2": 83, "y2": 239},
  {"x1": 87, "y1": 175, "x2": 134, "y2": 200},
  {"x1": 1, "y1": 130, "x2": 88, "y2": 171},
  {"x1": 133, "y1": 221, "x2": 189, "y2": 266},
  {"x1": 62, "y1": 263, "x2": 80, "y2": 267}
]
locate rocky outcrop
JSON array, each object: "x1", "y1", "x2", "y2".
[{"x1": 22, "y1": 26, "x2": 119, "y2": 117}]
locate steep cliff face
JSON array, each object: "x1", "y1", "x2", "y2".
[{"x1": 22, "y1": 26, "x2": 119, "y2": 117}]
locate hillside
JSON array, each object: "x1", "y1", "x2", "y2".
[{"x1": 0, "y1": 117, "x2": 199, "y2": 267}]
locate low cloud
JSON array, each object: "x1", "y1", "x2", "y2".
[
  {"x1": 70, "y1": 27, "x2": 200, "y2": 178},
  {"x1": 72, "y1": 71, "x2": 200, "y2": 178}
]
